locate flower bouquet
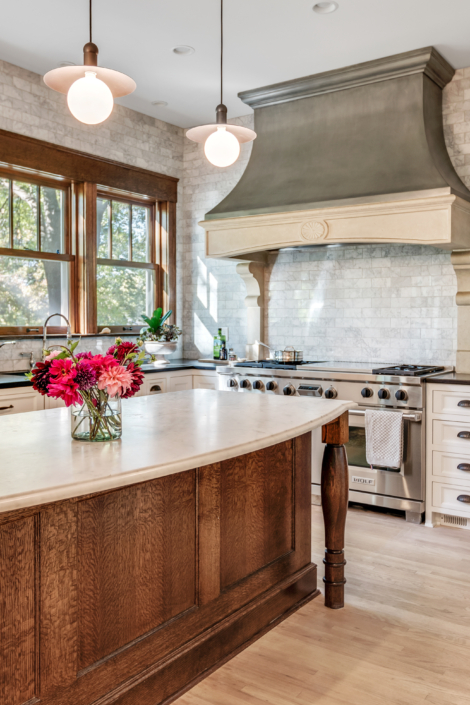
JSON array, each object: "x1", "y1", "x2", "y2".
[{"x1": 27, "y1": 339, "x2": 146, "y2": 442}]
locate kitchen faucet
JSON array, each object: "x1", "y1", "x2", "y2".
[
  {"x1": 0, "y1": 341, "x2": 16, "y2": 349},
  {"x1": 42, "y1": 314, "x2": 72, "y2": 360}
]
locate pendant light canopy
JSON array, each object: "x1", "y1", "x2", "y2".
[
  {"x1": 44, "y1": 0, "x2": 136, "y2": 125},
  {"x1": 186, "y1": 0, "x2": 256, "y2": 167}
]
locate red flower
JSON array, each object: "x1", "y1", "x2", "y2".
[
  {"x1": 107, "y1": 341, "x2": 139, "y2": 362},
  {"x1": 50, "y1": 358, "x2": 77, "y2": 382},
  {"x1": 31, "y1": 360, "x2": 52, "y2": 396},
  {"x1": 121, "y1": 362, "x2": 144, "y2": 399},
  {"x1": 89, "y1": 354, "x2": 119, "y2": 374},
  {"x1": 48, "y1": 378, "x2": 81, "y2": 407}
]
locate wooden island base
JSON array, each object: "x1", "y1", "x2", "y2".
[{"x1": 0, "y1": 416, "x2": 349, "y2": 705}]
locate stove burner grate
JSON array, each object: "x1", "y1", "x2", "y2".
[{"x1": 372, "y1": 364, "x2": 445, "y2": 377}]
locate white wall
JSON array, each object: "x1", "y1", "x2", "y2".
[{"x1": 1, "y1": 58, "x2": 470, "y2": 368}]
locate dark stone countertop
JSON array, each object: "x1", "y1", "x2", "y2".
[
  {"x1": 0, "y1": 360, "x2": 221, "y2": 390},
  {"x1": 424, "y1": 372, "x2": 470, "y2": 386}
]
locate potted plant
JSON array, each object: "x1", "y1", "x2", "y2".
[{"x1": 138, "y1": 308, "x2": 182, "y2": 356}]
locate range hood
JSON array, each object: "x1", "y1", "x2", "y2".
[{"x1": 201, "y1": 47, "x2": 470, "y2": 259}]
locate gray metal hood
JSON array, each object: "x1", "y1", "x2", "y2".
[{"x1": 201, "y1": 47, "x2": 470, "y2": 258}]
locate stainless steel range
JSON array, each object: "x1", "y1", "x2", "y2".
[{"x1": 217, "y1": 361, "x2": 453, "y2": 523}]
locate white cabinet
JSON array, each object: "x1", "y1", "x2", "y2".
[
  {"x1": 44, "y1": 396, "x2": 66, "y2": 409},
  {"x1": 169, "y1": 375, "x2": 193, "y2": 392},
  {"x1": 426, "y1": 382, "x2": 470, "y2": 529},
  {"x1": 0, "y1": 387, "x2": 44, "y2": 415},
  {"x1": 140, "y1": 374, "x2": 168, "y2": 396},
  {"x1": 192, "y1": 372, "x2": 218, "y2": 391}
]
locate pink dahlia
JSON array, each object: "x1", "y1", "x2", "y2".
[
  {"x1": 107, "y1": 341, "x2": 138, "y2": 362},
  {"x1": 98, "y1": 365, "x2": 133, "y2": 397},
  {"x1": 89, "y1": 354, "x2": 118, "y2": 374},
  {"x1": 121, "y1": 362, "x2": 144, "y2": 399},
  {"x1": 44, "y1": 350, "x2": 62, "y2": 362},
  {"x1": 48, "y1": 378, "x2": 81, "y2": 407},
  {"x1": 50, "y1": 358, "x2": 77, "y2": 381}
]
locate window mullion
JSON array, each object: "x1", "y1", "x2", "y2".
[
  {"x1": 9, "y1": 180, "x2": 13, "y2": 249},
  {"x1": 37, "y1": 185, "x2": 41, "y2": 252},
  {"x1": 129, "y1": 204, "x2": 133, "y2": 261},
  {"x1": 109, "y1": 200, "x2": 113, "y2": 259}
]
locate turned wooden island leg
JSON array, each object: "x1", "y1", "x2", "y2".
[{"x1": 321, "y1": 411, "x2": 349, "y2": 609}]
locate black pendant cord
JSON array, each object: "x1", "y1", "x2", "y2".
[
  {"x1": 90, "y1": 0, "x2": 93, "y2": 43},
  {"x1": 220, "y1": 0, "x2": 223, "y2": 105}
]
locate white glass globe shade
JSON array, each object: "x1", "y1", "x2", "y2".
[
  {"x1": 67, "y1": 71, "x2": 114, "y2": 125},
  {"x1": 204, "y1": 126, "x2": 241, "y2": 167}
]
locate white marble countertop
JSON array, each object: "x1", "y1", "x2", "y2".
[{"x1": 0, "y1": 390, "x2": 355, "y2": 513}]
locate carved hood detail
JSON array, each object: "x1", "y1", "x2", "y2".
[{"x1": 201, "y1": 47, "x2": 470, "y2": 258}]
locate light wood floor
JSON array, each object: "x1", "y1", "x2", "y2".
[{"x1": 175, "y1": 505, "x2": 470, "y2": 705}]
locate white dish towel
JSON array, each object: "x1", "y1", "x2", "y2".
[{"x1": 365, "y1": 409, "x2": 404, "y2": 469}]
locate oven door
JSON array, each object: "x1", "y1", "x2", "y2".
[{"x1": 346, "y1": 407, "x2": 423, "y2": 501}]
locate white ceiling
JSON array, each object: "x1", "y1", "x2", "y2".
[{"x1": 1, "y1": 0, "x2": 470, "y2": 128}]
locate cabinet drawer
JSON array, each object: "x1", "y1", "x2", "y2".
[
  {"x1": 140, "y1": 375, "x2": 167, "y2": 396},
  {"x1": 432, "y1": 450, "x2": 470, "y2": 482},
  {"x1": 431, "y1": 388, "x2": 470, "y2": 417},
  {"x1": 432, "y1": 482, "x2": 470, "y2": 514},
  {"x1": 0, "y1": 390, "x2": 44, "y2": 415},
  {"x1": 432, "y1": 418, "x2": 470, "y2": 449}
]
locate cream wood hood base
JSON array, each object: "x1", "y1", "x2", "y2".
[{"x1": 202, "y1": 192, "x2": 470, "y2": 259}]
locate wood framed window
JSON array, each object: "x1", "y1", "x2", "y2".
[
  {"x1": 0, "y1": 127, "x2": 178, "y2": 338},
  {"x1": 95, "y1": 190, "x2": 157, "y2": 333},
  {"x1": 0, "y1": 168, "x2": 73, "y2": 335}
]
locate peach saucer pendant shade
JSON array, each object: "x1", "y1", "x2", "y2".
[
  {"x1": 185, "y1": 0, "x2": 256, "y2": 167},
  {"x1": 43, "y1": 1, "x2": 135, "y2": 125}
]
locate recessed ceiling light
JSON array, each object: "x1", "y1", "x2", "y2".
[
  {"x1": 151, "y1": 101, "x2": 168, "y2": 107},
  {"x1": 172, "y1": 45, "x2": 195, "y2": 56},
  {"x1": 59, "y1": 61, "x2": 76, "y2": 67},
  {"x1": 313, "y1": 2, "x2": 339, "y2": 13}
]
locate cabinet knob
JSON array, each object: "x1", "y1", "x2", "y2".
[
  {"x1": 458, "y1": 400, "x2": 470, "y2": 408},
  {"x1": 457, "y1": 463, "x2": 470, "y2": 471},
  {"x1": 150, "y1": 385, "x2": 161, "y2": 393},
  {"x1": 457, "y1": 495, "x2": 470, "y2": 503},
  {"x1": 457, "y1": 431, "x2": 470, "y2": 439},
  {"x1": 0, "y1": 405, "x2": 14, "y2": 411}
]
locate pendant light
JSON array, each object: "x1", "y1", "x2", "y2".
[
  {"x1": 44, "y1": 0, "x2": 136, "y2": 125},
  {"x1": 186, "y1": 0, "x2": 256, "y2": 167}
]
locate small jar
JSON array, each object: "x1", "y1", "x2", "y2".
[{"x1": 228, "y1": 348, "x2": 237, "y2": 362}]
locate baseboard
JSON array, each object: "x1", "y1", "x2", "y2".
[{"x1": 97, "y1": 564, "x2": 319, "y2": 705}]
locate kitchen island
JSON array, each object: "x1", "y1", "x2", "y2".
[{"x1": 0, "y1": 390, "x2": 354, "y2": 705}]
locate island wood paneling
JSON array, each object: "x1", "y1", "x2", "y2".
[
  {"x1": 78, "y1": 471, "x2": 196, "y2": 669},
  {"x1": 220, "y1": 441, "x2": 294, "y2": 590},
  {"x1": 0, "y1": 517, "x2": 36, "y2": 705},
  {"x1": 0, "y1": 434, "x2": 317, "y2": 705}
]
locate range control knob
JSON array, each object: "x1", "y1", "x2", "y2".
[
  {"x1": 395, "y1": 389, "x2": 408, "y2": 401},
  {"x1": 361, "y1": 387, "x2": 373, "y2": 398},
  {"x1": 378, "y1": 388, "x2": 390, "y2": 400},
  {"x1": 240, "y1": 379, "x2": 251, "y2": 389},
  {"x1": 253, "y1": 380, "x2": 264, "y2": 391},
  {"x1": 283, "y1": 385, "x2": 296, "y2": 396},
  {"x1": 324, "y1": 387, "x2": 338, "y2": 399},
  {"x1": 266, "y1": 381, "x2": 278, "y2": 391},
  {"x1": 227, "y1": 378, "x2": 238, "y2": 388}
]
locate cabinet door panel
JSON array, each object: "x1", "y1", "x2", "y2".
[
  {"x1": 0, "y1": 389, "x2": 44, "y2": 415},
  {"x1": 0, "y1": 516, "x2": 36, "y2": 705},
  {"x1": 169, "y1": 375, "x2": 192, "y2": 392},
  {"x1": 78, "y1": 471, "x2": 196, "y2": 669}
]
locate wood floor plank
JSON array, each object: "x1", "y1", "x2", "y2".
[{"x1": 174, "y1": 506, "x2": 470, "y2": 705}]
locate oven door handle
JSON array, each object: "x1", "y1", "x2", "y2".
[{"x1": 348, "y1": 409, "x2": 422, "y2": 422}]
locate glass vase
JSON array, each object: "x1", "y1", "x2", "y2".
[{"x1": 71, "y1": 395, "x2": 122, "y2": 442}]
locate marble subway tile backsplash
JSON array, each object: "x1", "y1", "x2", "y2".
[{"x1": 265, "y1": 245, "x2": 457, "y2": 365}]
